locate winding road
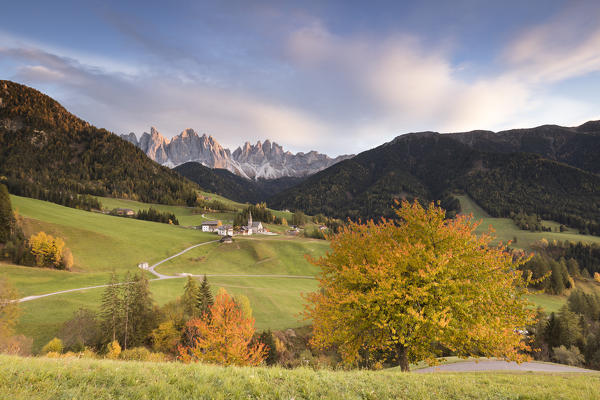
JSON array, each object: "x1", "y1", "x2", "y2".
[
  {"x1": 18, "y1": 239, "x2": 314, "y2": 303},
  {"x1": 413, "y1": 360, "x2": 598, "y2": 373}
]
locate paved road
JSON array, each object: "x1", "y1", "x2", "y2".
[
  {"x1": 414, "y1": 360, "x2": 597, "y2": 373},
  {"x1": 147, "y1": 240, "x2": 220, "y2": 279},
  {"x1": 18, "y1": 239, "x2": 314, "y2": 303}
]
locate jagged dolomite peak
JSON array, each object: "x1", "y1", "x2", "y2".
[{"x1": 121, "y1": 128, "x2": 352, "y2": 180}]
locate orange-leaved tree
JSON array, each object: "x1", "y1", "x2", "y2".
[
  {"x1": 178, "y1": 288, "x2": 266, "y2": 366},
  {"x1": 303, "y1": 200, "x2": 535, "y2": 371}
]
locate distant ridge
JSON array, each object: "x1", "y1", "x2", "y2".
[
  {"x1": 122, "y1": 128, "x2": 353, "y2": 180},
  {"x1": 270, "y1": 120, "x2": 600, "y2": 235}
]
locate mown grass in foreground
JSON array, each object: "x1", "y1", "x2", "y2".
[{"x1": 0, "y1": 355, "x2": 598, "y2": 400}]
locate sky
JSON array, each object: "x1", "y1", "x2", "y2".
[{"x1": 2, "y1": 0, "x2": 600, "y2": 156}]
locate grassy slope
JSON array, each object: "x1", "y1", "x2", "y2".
[
  {"x1": 457, "y1": 195, "x2": 600, "y2": 250},
  {"x1": 98, "y1": 192, "x2": 294, "y2": 228},
  {"x1": 0, "y1": 356, "x2": 598, "y2": 400},
  {"x1": 5, "y1": 195, "x2": 322, "y2": 351},
  {"x1": 155, "y1": 236, "x2": 327, "y2": 276},
  {"x1": 457, "y1": 194, "x2": 600, "y2": 313}
]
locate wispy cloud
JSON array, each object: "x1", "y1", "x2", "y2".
[{"x1": 2, "y1": 1, "x2": 600, "y2": 156}]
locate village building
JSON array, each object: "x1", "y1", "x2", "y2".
[
  {"x1": 216, "y1": 224, "x2": 234, "y2": 236},
  {"x1": 220, "y1": 235, "x2": 233, "y2": 243},
  {"x1": 241, "y1": 211, "x2": 265, "y2": 235},
  {"x1": 113, "y1": 208, "x2": 135, "y2": 216},
  {"x1": 200, "y1": 220, "x2": 221, "y2": 232}
]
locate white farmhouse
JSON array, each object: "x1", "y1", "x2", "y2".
[
  {"x1": 200, "y1": 220, "x2": 221, "y2": 232},
  {"x1": 217, "y1": 224, "x2": 234, "y2": 236}
]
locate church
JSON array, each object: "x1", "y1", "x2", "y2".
[{"x1": 242, "y1": 211, "x2": 264, "y2": 235}]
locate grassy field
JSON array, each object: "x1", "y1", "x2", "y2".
[
  {"x1": 5, "y1": 195, "x2": 324, "y2": 351},
  {"x1": 0, "y1": 355, "x2": 598, "y2": 400},
  {"x1": 456, "y1": 195, "x2": 600, "y2": 250},
  {"x1": 457, "y1": 194, "x2": 600, "y2": 313},
  {"x1": 155, "y1": 236, "x2": 327, "y2": 276},
  {"x1": 12, "y1": 195, "x2": 215, "y2": 275},
  {"x1": 17, "y1": 274, "x2": 317, "y2": 352}
]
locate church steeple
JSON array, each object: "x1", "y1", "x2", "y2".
[{"x1": 248, "y1": 211, "x2": 253, "y2": 227}]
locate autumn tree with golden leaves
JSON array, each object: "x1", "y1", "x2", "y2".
[
  {"x1": 178, "y1": 289, "x2": 266, "y2": 366},
  {"x1": 304, "y1": 200, "x2": 535, "y2": 371}
]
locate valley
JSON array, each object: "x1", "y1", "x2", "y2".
[
  {"x1": 6, "y1": 195, "x2": 324, "y2": 351},
  {"x1": 7, "y1": 191, "x2": 600, "y2": 353}
]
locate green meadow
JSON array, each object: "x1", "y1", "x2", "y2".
[
  {"x1": 4, "y1": 195, "x2": 323, "y2": 351},
  {"x1": 458, "y1": 194, "x2": 600, "y2": 313},
  {"x1": 0, "y1": 355, "x2": 598, "y2": 400},
  {"x1": 6, "y1": 193, "x2": 600, "y2": 352},
  {"x1": 154, "y1": 236, "x2": 327, "y2": 276},
  {"x1": 456, "y1": 194, "x2": 600, "y2": 250}
]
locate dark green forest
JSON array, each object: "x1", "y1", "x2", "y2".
[
  {"x1": 174, "y1": 162, "x2": 304, "y2": 204},
  {"x1": 270, "y1": 133, "x2": 600, "y2": 235},
  {"x1": 0, "y1": 80, "x2": 198, "y2": 207}
]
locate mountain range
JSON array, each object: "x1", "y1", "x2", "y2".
[
  {"x1": 2, "y1": 80, "x2": 599, "y2": 236},
  {"x1": 121, "y1": 128, "x2": 352, "y2": 180},
  {"x1": 270, "y1": 123, "x2": 600, "y2": 234}
]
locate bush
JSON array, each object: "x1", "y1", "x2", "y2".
[
  {"x1": 106, "y1": 340, "x2": 121, "y2": 359},
  {"x1": 41, "y1": 338, "x2": 64, "y2": 354},
  {"x1": 552, "y1": 345, "x2": 585, "y2": 367},
  {"x1": 120, "y1": 347, "x2": 167, "y2": 362}
]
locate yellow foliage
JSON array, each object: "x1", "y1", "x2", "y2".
[
  {"x1": 106, "y1": 340, "x2": 121, "y2": 359},
  {"x1": 41, "y1": 337, "x2": 63, "y2": 354},
  {"x1": 594, "y1": 272, "x2": 600, "y2": 283},
  {"x1": 304, "y1": 200, "x2": 535, "y2": 371},
  {"x1": 28, "y1": 231, "x2": 71, "y2": 269}
]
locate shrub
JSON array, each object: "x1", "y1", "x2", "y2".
[
  {"x1": 106, "y1": 340, "x2": 121, "y2": 359},
  {"x1": 552, "y1": 345, "x2": 585, "y2": 367},
  {"x1": 41, "y1": 338, "x2": 64, "y2": 354}
]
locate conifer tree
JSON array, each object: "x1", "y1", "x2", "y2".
[
  {"x1": 182, "y1": 276, "x2": 200, "y2": 318},
  {"x1": 129, "y1": 273, "x2": 155, "y2": 347},
  {"x1": 100, "y1": 272, "x2": 121, "y2": 343},
  {"x1": 197, "y1": 275, "x2": 214, "y2": 316},
  {"x1": 0, "y1": 184, "x2": 14, "y2": 244},
  {"x1": 120, "y1": 272, "x2": 133, "y2": 350}
]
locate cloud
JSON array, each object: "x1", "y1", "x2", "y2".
[
  {"x1": 2, "y1": 2, "x2": 600, "y2": 157},
  {"x1": 285, "y1": 14, "x2": 600, "y2": 137},
  {"x1": 503, "y1": 2, "x2": 600, "y2": 83},
  {"x1": 1, "y1": 46, "x2": 332, "y2": 154}
]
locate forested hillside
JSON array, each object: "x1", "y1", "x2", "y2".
[
  {"x1": 174, "y1": 161, "x2": 304, "y2": 203},
  {"x1": 270, "y1": 132, "x2": 600, "y2": 234},
  {"x1": 0, "y1": 80, "x2": 198, "y2": 206}
]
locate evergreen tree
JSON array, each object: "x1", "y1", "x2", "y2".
[
  {"x1": 128, "y1": 273, "x2": 155, "y2": 348},
  {"x1": 120, "y1": 272, "x2": 134, "y2": 350},
  {"x1": 197, "y1": 275, "x2": 214, "y2": 317},
  {"x1": 0, "y1": 184, "x2": 14, "y2": 244},
  {"x1": 557, "y1": 305, "x2": 583, "y2": 347},
  {"x1": 567, "y1": 258, "x2": 581, "y2": 278},
  {"x1": 182, "y1": 276, "x2": 200, "y2": 318},
  {"x1": 100, "y1": 272, "x2": 122, "y2": 343},
  {"x1": 258, "y1": 330, "x2": 279, "y2": 366}
]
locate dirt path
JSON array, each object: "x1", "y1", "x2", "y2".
[
  {"x1": 413, "y1": 360, "x2": 597, "y2": 373},
  {"x1": 18, "y1": 239, "x2": 314, "y2": 303}
]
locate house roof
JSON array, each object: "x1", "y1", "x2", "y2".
[
  {"x1": 201, "y1": 220, "x2": 220, "y2": 226},
  {"x1": 250, "y1": 222, "x2": 262, "y2": 228},
  {"x1": 218, "y1": 225, "x2": 233, "y2": 229}
]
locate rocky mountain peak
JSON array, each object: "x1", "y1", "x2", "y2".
[{"x1": 121, "y1": 127, "x2": 354, "y2": 179}]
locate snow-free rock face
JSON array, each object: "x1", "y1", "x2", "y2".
[{"x1": 121, "y1": 128, "x2": 353, "y2": 179}]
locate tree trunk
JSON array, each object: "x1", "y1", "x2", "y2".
[{"x1": 396, "y1": 344, "x2": 410, "y2": 372}]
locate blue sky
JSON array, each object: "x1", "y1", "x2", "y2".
[{"x1": 2, "y1": 0, "x2": 600, "y2": 155}]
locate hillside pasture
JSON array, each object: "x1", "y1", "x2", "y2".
[
  {"x1": 456, "y1": 195, "x2": 600, "y2": 250},
  {"x1": 5, "y1": 196, "x2": 324, "y2": 352}
]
